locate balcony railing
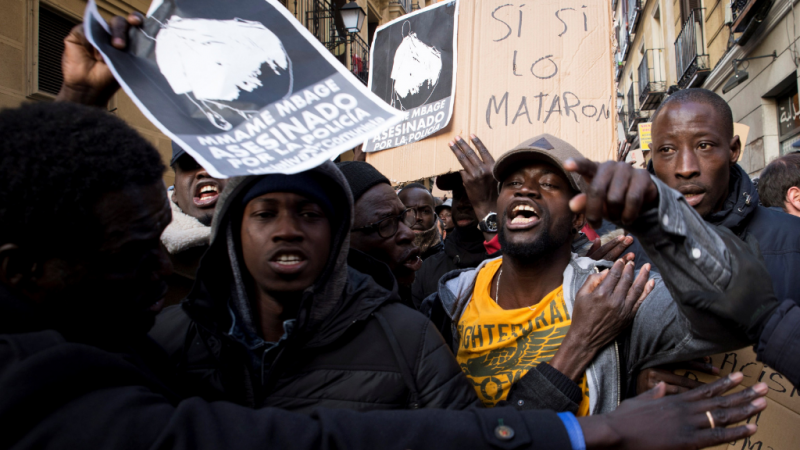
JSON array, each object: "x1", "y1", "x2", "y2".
[
  {"x1": 627, "y1": 83, "x2": 645, "y2": 134},
  {"x1": 638, "y1": 49, "x2": 666, "y2": 110},
  {"x1": 627, "y1": 0, "x2": 642, "y2": 34},
  {"x1": 348, "y1": 32, "x2": 370, "y2": 85},
  {"x1": 615, "y1": 51, "x2": 625, "y2": 81},
  {"x1": 618, "y1": 23, "x2": 630, "y2": 60},
  {"x1": 391, "y1": 0, "x2": 412, "y2": 14},
  {"x1": 675, "y1": 8, "x2": 709, "y2": 88}
]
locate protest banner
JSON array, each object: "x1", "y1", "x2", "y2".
[
  {"x1": 84, "y1": 0, "x2": 403, "y2": 178},
  {"x1": 363, "y1": 0, "x2": 459, "y2": 153},
  {"x1": 367, "y1": 0, "x2": 615, "y2": 183}
]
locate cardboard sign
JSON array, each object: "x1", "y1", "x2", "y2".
[
  {"x1": 367, "y1": 0, "x2": 615, "y2": 183},
  {"x1": 84, "y1": 0, "x2": 402, "y2": 178},
  {"x1": 725, "y1": 399, "x2": 800, "y2": 450},
  {"x1": 638, "y1": 122, "x2": 652, "y2": 150},
  {"x1": 364, "y1": 1, "x2": 459, "y2": 153}
]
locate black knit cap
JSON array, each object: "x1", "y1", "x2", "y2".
[{"x1": 336, "y1": 161, "x2": 391, "y2": 202}]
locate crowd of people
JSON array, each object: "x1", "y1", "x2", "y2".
[{"x1": 2, "y1": 13, "x2": 800, "y2": 450}]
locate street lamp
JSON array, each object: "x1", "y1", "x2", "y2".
[{"x1": 340, "y1": 0, "x2": 366, "y2": 33}]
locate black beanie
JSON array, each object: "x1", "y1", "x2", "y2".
[
  {"x1": 336, "y1": 161, "x2": 390, "y2": 202},
  {"x1": 241, "y1": 173, "x2": 336, "y2": 220}
]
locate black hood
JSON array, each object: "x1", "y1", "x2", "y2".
[
  {"x1": 183, "y1": 161, "x2": 399, "y2": 347},
  {"x1": 704, "y1": 164, "x2": 758, "y2": 232}
]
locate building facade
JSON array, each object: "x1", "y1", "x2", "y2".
[
  {"x1": 0, "y1": 0, "x2": 431, "y2": 183},
  {"x1": 614, "y1": 0, "x2": 800, "y2": 176}
]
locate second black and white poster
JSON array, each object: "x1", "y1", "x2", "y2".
[{"x1": 364, "y1": 0, "x2": 458, "y2": 153}]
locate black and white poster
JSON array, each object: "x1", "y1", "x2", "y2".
[
  {"x1": 84, "y1": 0, "x2": 403, "y2": 178},
  {"x1": 363, "y1": 0, "x2": 458, "y2": 153}
]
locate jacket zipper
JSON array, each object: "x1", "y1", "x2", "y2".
[{"x1": 614, "y1": 340, "x2": 621, "y2": 407}]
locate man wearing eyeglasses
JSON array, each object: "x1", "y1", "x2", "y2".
[{"x1": 338, "y1": 161, "x2": 424, "y2": 307}]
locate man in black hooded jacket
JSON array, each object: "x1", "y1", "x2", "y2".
[
  {"x1": 626, "y1": 89, "x2": 800, "y2": 304},
  {"x1": 149, "y1": 163, "x2": 478, "y2": 411}
]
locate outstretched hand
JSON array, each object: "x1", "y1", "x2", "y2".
[
  {"x1": 56, "y1": 13, "x2": 144, "y2": 107},
  {"x1": 580, "y1": 373, "x2": 767, "y2": 450},
  {"x1": 564, "y1": 157, "x2": 659, "y2": 228}
]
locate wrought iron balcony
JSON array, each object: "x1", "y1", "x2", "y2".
[
  {"x1": 618, "y1": 23, "x2": 631, "y2": 60},
  {"x1": 348, "y1": 32, "x2": 370, "y2": 85},
  {"x1": 627, "y1": 0, "x2": 642, "y2": 34},
  {"x1": 638, "y1": 49, "x2": 666, "y2": 110},
  {"x1": 627, "y1": 83, "x2": 645, "y2": 135},
  {"x1": 675, "y1": 8, "x2": 709, "y2": 89},
  {"x1": 731, "y1": 0, "x2": 773, "y2": 46}
]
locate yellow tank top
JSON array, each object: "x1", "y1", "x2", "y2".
[{"x1": 456, "y1": 258, "x2": 590, "y2": 415}]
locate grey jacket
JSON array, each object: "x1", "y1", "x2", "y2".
[{"x1": 421, "y1": 176, "x2": 742, "y2": 414}]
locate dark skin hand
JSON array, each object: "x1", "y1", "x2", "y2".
[
  {"x1": 636, "y1": 358, "x2": 720, "y2": 395},
  {"x1": 581, "y1": 373, "x2": 767, "y2": 449},
  {"x1": 549, "y1": 259, "x2": 655, "y2": 381},
  {"x1": 563, "y1": 157, "x2": 659, "y2": 228},
  {"x1": 585, "y1": 234, "x2": 635, "y2": 262},
  {"x1": 56, "y1": 13, "x2": 144, "y2": 108},
  {"x1": 448, "y1": 134, "x2": 498, "y2": 241}
]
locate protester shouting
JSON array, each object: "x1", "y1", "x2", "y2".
[
  {"x1": 445, "y1": 135, "x2": 635, "y2": 261},
  {"x1": 151, "y1": 162, "x2": 477, "y2": 411},
  {"x1": 422, "y1": 134, "x2": 747, "y2": 415},
  {"x1": 398, "y1": 183, "x2": 444, "y2": 260},
  {"x1": 158, "y1": 144, "x2": 227, "y2": 304},
  {"x1": 564, "y1": 154, "x2": 800, "y2": 390},
  {"x1": 337, "y1": 161, "x2": 422, "y2": 307}
]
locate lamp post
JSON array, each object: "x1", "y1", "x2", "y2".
[{"x1": 340, "y1": 0, "x2": 366, "y2": 33}]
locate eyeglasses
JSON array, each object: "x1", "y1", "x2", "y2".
[{"x1": 352, "y1": 208, "x2": 416, "y2": 238}]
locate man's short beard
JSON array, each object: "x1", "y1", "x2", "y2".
[{"x1": 498, "y1": 212, "x2": 573, "y2": 263}]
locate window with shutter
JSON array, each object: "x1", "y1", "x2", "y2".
[{"x1": 37, "y1": 5, "x2": 78, "y2": 96}]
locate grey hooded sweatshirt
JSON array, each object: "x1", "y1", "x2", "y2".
[
  {"x1": 151, "y1": 161, "x2": 478, "y2": 412},
  {"x1": 422, "y1": 210, "x2": 742, "y2": 416}
]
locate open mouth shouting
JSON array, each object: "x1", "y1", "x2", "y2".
[
  {"x1": 507, "y1": 202, "x2": 541, "y2": 230},
  {"x1": 268, "y1": 251, "x2": 308, "y2": 275},
  {"x1": 193, "y1": 180, "x2": 221, "y2": 208},
  {"x1": 401, "y1": 248, "x2": 423, "y2": 272}
]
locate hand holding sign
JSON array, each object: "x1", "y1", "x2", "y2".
[{"x1": 56, "y1": 13, "x2": 143, "y2": 107}]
